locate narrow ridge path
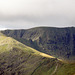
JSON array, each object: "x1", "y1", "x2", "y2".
[{"x1": 51, "y1": 63, "x2": 58, "y2": 75}]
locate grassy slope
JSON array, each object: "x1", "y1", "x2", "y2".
[
  {"x1": 0, "y1": 32, "x2": 55, "y2": 58},
  {"x1": 0, "y1": 32, "x2": 75, "y2": 75},
  {"x1": 2, "y1": 27, "x2": 75, "y2": 62}
]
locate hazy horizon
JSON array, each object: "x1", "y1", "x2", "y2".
[
  {"x1": 0, "y1": 25, "x2": 75, "y2": 30},
  {"x1": 0, "y1": 0, "x2": 75, "y2": 29}
]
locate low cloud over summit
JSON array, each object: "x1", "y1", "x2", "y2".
[{"x1": 0, "y1": 0, "x2": 75, "y2": 29}]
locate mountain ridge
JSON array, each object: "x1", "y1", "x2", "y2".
[
  {"x1": 2, "y1": 27, "x2": 75, "y2": 62},
  {"x1": 0, "y1": 32, "x2": 55, "y2": 58},
  {"x1": 0, "y1": 32, "x2": 75, "y2": 75}
]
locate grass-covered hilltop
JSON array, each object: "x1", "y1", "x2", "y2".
[
  {"x1": 0, "y1": 27, "x2": 75, "y2": 75},
  {"x1": 2, "y1": 27, "x2": 75, "y2": 62}
]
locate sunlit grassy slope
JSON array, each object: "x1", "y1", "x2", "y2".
[
  {"x1": 0, "y1": 32, "x2": 75, "y2": 75},
  {"x1": 2, "y1": 27, "x2": 75, "y2": 62},
  {"x1": 0, "y1": 32, "x2": 55, "y2": 58}
]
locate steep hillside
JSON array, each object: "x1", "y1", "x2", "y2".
[
  {"x1": 2, "y1": 27, "x2": 75, "y2": 62},
  {"x1": 0, "y1": 32, "x2": 75, "y2": 75}
]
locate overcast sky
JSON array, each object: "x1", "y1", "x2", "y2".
[{"x1": 0, "y1": 0, "x2": 75, "y2": 29}]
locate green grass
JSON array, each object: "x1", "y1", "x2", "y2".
[
  {"x1": 0, "y1": 32, "x2": 75, "y2": 75},
  {"x1": 0, "y1": 32, "x2": 55, "y2": 59},
  {"x1": 55, "y1": 63, "x2": 75, "y2": 75},
  {"x1": 2, "y1": 27, "x2": 75, "y2": 62}
]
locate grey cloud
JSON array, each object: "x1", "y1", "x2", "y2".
[{"x1": 0, "y1": 0, "x2": 75, "y2": 29}]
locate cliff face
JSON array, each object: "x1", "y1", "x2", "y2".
[{"x1": 2, "y1": 27, "x2": 75, "y2": 61}]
